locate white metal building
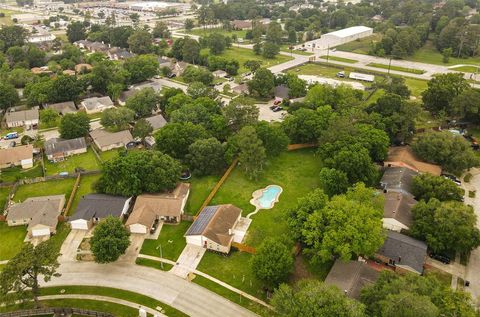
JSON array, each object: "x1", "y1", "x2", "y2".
[{"x1": 302, "y1": 26, "x2": 373, "y2": 50}]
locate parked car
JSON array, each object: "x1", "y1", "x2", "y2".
[
  {"x1": 441, "y1": 173, "x2": 461, "y2": 186},
  {"x1": 167, "y1": 73, "x2": 176, "y2": 78},
  {"x1": 429, "y1": 253, "x2": 451, "y2": 264},
  {"x1": 4, "y1": 132, "x2": 18, "y2": 140},
  {"x1": 273, "y1": 99, "x2": 282, "y2": 106},
  {"x1": 269, "y1": 105, "x2": 277, "y2": 110},
  {"x1": 336, "y1": 71, "x2": 345, "y2": 78},
  {"x1": 272, "y1": 106, "x2": 283, "y2": 112}
]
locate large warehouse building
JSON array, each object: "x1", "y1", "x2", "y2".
[{"x1": 301, "y1": 26, "x2": 373, "y2": 50}]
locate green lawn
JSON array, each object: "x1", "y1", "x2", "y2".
[
  {"x1": 49, "y1": 222, "x2": 71, "y2": 252},
  {"x1": 44, "y1": 148, "x2": 101, "y2": 175},
  {"x1": 450, "y1": 65, "x2": 480, "y2": 73},
  {"x1": 201, "y1": 47, "x2": 293, "y2": 74},
  {"x1": 140, "y1": 221, "x2": 191, "y2": 261},
  {"x1": 185, "y1": 28, "x2": 248, "y2": 40},
  {"x1": 0, "y1": 222, "x2": 26, "y2": 261},
  {"x1": 184, "y1": 175, "x2": 220, "y2": 215},
  {"x1": 135, "y1": 257, "x2": 174, "y2": 271},
  {"x1": 320, "y1": 55, "x2": 357, "y2": 64},
  {"x1": 68, "y1": 174, "x2": 102, "y2": 216},
  {"x1": 0, "y1": 9, "x2": 21, "y2": 26},
  {"x1": 99, "y1": 148, "x2": 122, "y2": 162},
  {"x1": 402, "y1": 77, "x2": 428, "y2": 98},
  {"x1": 13, "y1": 178, "x2": 76, "y2": 203},
  {"x1": 367, "y1": 62, "x2": 425, "y2": 74},
  {"x1": 0, "y1": 186, "x2": 11, "y2": 212},
  {"x1": 193, "y1": 274, "x2": 270, "y2": 317},
  {"x1": 408, "y1": 41, "x2": 480, "y2": 67},
  {"x1": 40, "y1": 286, "x2": 188, "y2": 317},
  {"x1": 336, "y1": 34, "x2": 382, "y2": 54},
  {"x1": 0, "y1": 163, "x2": 43, "y2": 183}
]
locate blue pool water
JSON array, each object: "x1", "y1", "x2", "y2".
[{"x1": 258, "y1": 185, "x2": 282, "y2": 208}]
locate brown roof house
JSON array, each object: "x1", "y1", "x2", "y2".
[
  {"x1": 383, "y1": 192, "x2": 417, "y2": 232},
  {"x1": 0, "y1": 145, "x2": 34, "y2": 169},
  {"x1": 145, "y1": 114, "x2": 167, "y2": 132},
  {"x1": 44, "y1": 137, "x2": 87, "y2": 162},
  {"x1": 6, "y1": 195, "x2": 65, "y2": 238},
  {"x1": 90, "y1": 129, "x2": 135, "y2": 152},
  {"x1": 80, "y1": 96, "x2": 114, "y2": 114},
  {"x1": 125, "y1": 183, "x2": 190, "y2": 234},
  {"x1": 385, "y1": 146, "x2": 442, "y2": 176},
  {"x1": 44, "y1": 101, "x2": 77, "y2": 115},
  {"x1": 5, "y1": 109, "x2": 39, "y2": 129},
  {"x1": 375, "y1": 230, "x2": 427, "y2": 275},
  {"x1": 185, "y1": 204, "x2": 242, "y2": 254},
  {"x1": 325, "y1": 260, "x2": 379, "y2": 299},
  {"x1": 75, "y1": 63, "x2": 93, "y2": 74}
]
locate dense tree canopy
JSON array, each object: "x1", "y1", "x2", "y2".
[
  {"x1": 154, "y1": 122, "x2": 210, "y2": 159},
  {"x1": 411, "y1": 199, "x2": 480, "y2": 254},
  {"x1": 91, "y1": 216, "x2": 130, "y2": 263},
  {"x1": 126, "y1": 88, "x2": 159, "y2": 118},
  {"x1": 272, "y1": 280, "x2": 366, "y2": 317},
  {"x1": 411, "y1": 173, "x2": 464, "y2": 202},
  {"x1": 97, "y1": 151, "x2": 181, "y2": 196},
  {"x1": 186, "y1": 137, "x2": 226, "y2": 176},
  {"x1": 59, "y1": 112, "x2": 90, "y2": 139},
  {"x1": 247, "y1": 68, "x2": 275, "y2": 98},
  {"x1": 0, "y1": 82, "x2": 19, "y2": 110},
  {"x1": 123, "y1": 54, "x2": 159, "y2": 84},
  {"x1": 421, "y1": 73, "x2": 469, "y2": 115}
]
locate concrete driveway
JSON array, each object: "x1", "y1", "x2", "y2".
[
  {"x1": 118, "y1": 233, "x2": 145, "y2": 263},
  {"x1": 59, "y1": 229, "x2": 88, "y2": 262},
  {"x1": 257, "y1": 101, "x2": 287, "y2": 122},
  {"x1": 170, "y1": 244, "x2": 206, "y2": 278},
  {"x1": 462, "y1": 168, "x2": 480, "y2": 303}
]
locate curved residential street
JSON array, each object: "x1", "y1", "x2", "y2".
[{"x1": 43, "y1": 260, "x2": 257, "y2": 317}]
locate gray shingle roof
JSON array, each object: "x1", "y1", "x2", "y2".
[
  {"x1": 45, "y1": 101, "x2": 77, "y2": 115},
  {"x1": 44, "y1": 137, "x2": 87, "y2": 156},
  {"x1": 145, "y1": 114, "x2": 167, "y2": 131},
  {"x1": 383, "y1": 192, "x2": 417, "y2": 228},
  {"x1": 5, "y1": 109, "x2": 39, "y2": 123},
  {"x1": 70, "y1": 194, "x2": 130, "y2": 221},
  {"x1": 380, "y1": 167, "x2": 418, "y2": 194},
  {"x1": 377, "y1": 231, "x2": 427, "y2": 274}
]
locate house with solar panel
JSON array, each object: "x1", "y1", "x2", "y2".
[{"x1": 184, "y1": 204, "x2": 242, "y2": 254}]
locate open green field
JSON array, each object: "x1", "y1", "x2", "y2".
[
  {"x1": 184, "y1": 175, "x2": 219, "y2": 215},
  {"x1": 0, "y1": 186, "x2": 11, "y2": 212},
  {"x1": 367, "y1": 62, "x2": 425, "y2": 74},
  {"x1": 186, "y1": 28, "x2": 248, "y2": 40},
  {"x1": 408, "y1": 41, "x2": 480, "y2": 67},
  {"x1": 402, "y1": 77, "x2": 428, "y2": 98},
  {"x1": 68, "y1": 173, "x2": 102, "y2": 216},
  {"x1": 0, "y1": 9, "x2": 21, "y2": 26},
  {"x1": 0, "y1": 222, "x2": 26, "y2": 261},
  {"x1": 44, "y1": 148, "x2": 101, "y2": 175},
  {"x1": 140, "y1": 221, "x2": 191, "y2": 261},
  {"x1": 41, "y1": 286, "x2": 188, "y2": 317},
  {"x1": 99, "y1": 148, "x2": 121, "y2": 162},
  {"x1": 0, "y1": 163, "x2": 43, "y2": 183},
  {"x1": 320, "y1": 55, "x2": 357, "y2": 64},
  {"x1": 450, "y1": 65, "x2": 480, "y2": 73},
  {"x1": 13, "y1": 177, "x2": 75, "y2": 203},
  {"x1": 336, "y1": 33, "x2": 382, "y2": 55},
  {"x1": 201, "y1": 46, "x2": 293, "y2": 74}
]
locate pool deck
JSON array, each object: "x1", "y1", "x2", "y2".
[{"x1": 247, "y1": 185, "x2": 283, "y2": 218}]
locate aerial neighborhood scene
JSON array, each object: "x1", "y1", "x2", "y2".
[{"x1": 1, "y1": 0, "x2": 480, "y2": 315}]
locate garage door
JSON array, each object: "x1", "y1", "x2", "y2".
[
  {"x1": 71, "y1": 220, "x2": 89, "y2": 230},
  {"x1": 129, "y1": 224, "x2": 147, "y2": 234},
  {"x1": 32, "y1": 228, "x2": 51, "y2": 237}
]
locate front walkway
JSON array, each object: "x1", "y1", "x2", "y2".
[
  {"x1": 39, "y1": 294, "x2": 167, "y2": 317},
  {"x1": 169, "y1": 244, "x2": 206, "y2": 278}
]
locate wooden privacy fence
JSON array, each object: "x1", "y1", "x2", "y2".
[
  {"x1": 63, "y1": 173, "x2": 82, "y2": 216},
  {"x1": 287, "y1": 143, "x2": 317, "y2": 151},
  {"x1": 0, "y1": 307, "x2": 114, "y2": 317},
  {"x1": 232, "y1": 242, "x2": 256, "y2": 254},
  {"x1": 196, "y1": 158, "x2": 239, "y2": 216}
]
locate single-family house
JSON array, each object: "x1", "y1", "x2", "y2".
[
  {"x1": 108, "y1": 47, "x2": 135, "y2": 60},
  {"x1": 385, "y1": 146, "x2": 442, "y2": 176},
  {"x1": 6, "y1": 195, "x2": 65, "y2": 238},
  {"x1": 44, "y1": 137, "x2": 87, "y2": 162},
  {"x1": 0, "y1": 145, "x2": 34, "y2": 169},
  {"x1": 75, "y1": 63, "x2": 93, "y2": 73},
  {"x1": 231, "y1": 20, "x2": 253, "y2": 30},
  {"x1": 274, "y1": 85, "x2": 289, "y2": 100},
  {"x1": 80, "y1": 96, "x2": 115, "y2": 114},
  {"x1": 31, "y1": 66, "x2": 53, "y2": 75},
  {"x1": 63, "y1": 69, "x2": 76, "y2": 76},
  {"x1": 90, "y1": 129, "x2": 135, "y2": 152},
  {"x1": 324, "y1": 260, "x2": 379, "y2": 299},
  {"x1": 185, "y1": 204, "x2": 242, "y2": 254},
  {"x1": 44, "y1": 101, "x2": 77, "y2": 115},
  {"x1": 145, "y1": 114, "x2": 167, "y2": 132},
  {"x1": 70, "y1": 194, "x2": 132, "y2": 230},
  {"x1": 5, "y1": 109, "x2": 39, "y2": 129},
  {"x1": 375, "y1": 230, "x2": 427, "y2": 274},
  {"x1": 380, "y1": 167, "x2": 418, "y2": 195},
  {"x1": 383, "y1": 192, "x2": 417, "y2": 232},
  {"x1": 212, "y1": 70, "x2": 228, "y2": 78},
  {"x1": 125, "y1": 183, "x2": 190, "y2": 234},
  {"x1": 232, "y1": 83, "x2": 249, "y2": 95}
]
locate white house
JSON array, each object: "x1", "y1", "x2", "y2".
[
  {"x1": 80, "y1": 96, "x2": 114, "y2": 114},
  {"x1": 5, "y1": 109, "x2": 39, "y2": 129},
  {"x1": 185, "y1": 204, "x2": 241, "y2": 254}
]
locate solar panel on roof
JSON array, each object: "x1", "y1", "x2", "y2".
[{"x1": 185, "y1": 206, "x2": 219, "y2": 235}]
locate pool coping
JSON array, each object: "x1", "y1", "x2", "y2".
[{"x1": 249, "y1": 184, "x2": 283, "y2": 211}]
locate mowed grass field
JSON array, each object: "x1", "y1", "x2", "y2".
[
  {"x1": 44, "y1": 148, "x2": 101, "y2": 175},
  {"x1": 13, "y1": 177, "x2": 76, "y2": 203},
  {"x1": 201, "y1": 46, "x2": 293, "y2": 74},
  {"x1": 0, "y1": 9, "x2": 21, "y2": 26},
  {"x1": 140, "y1": 221, "x2": 192, "y2": 261},
  {"x1": 0, "y1": 222, "x2": 26, "y2": 261}
]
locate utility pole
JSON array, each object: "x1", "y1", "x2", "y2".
[
  {"x1": 326, "y1": 44, "x2": 330, "y2": 64},
  {"x1": 387, "y1": 56, "x2": 392, "y2": 76}
]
